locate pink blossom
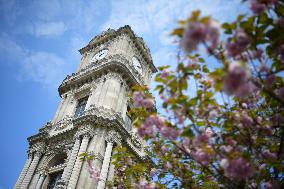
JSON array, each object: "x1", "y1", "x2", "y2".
[
  {"x1": 263, "y1": 182, "x2": 273, "y2": 189},
  {"x1": 262, "y1": 125, "x2": 273, "y2": 136},
  {"x1": 220, "y1": 158, "x2": 229, "y2": 169},
  {"x1": 241, "y1": 112, "x2": 254, "y2": 127},
  {"x1": 262, "y1": 150, "x2": 277, "y2": 160},
  {"x1": 180, "y1": 20, "x2": 220, "y2": 53},
  {"x1": 193, "y1": 148, "x2": 211, "y2": 165},
  {"x1": 161, "y1": 146, "x2": 168, "y2": 154},
  {"x1": 138, "y1": 124, "x2": 155, "y2": 138},
  {"x1": 205, "y1": 127, "x2": 214, "y2": 137},
  {"x1": 87, "y1": 160, "x2": 102, "y2": 181},
  {"x1": 265, "y1": 74, "x2": 276, "y2": 86},
  {"x1": 145, "y1": 183, "x2": 156, "y2": 189},
  {"x1": 224, "y1": 61, "x2": 255, "y2": 97},
  {"x1": 224, "y1": 157, "x2": 254, "y2": 179},
  {"x1": 160, "y1": 70, "x2": 170, "y2": 79},
  {"x1": 208, "y1": 110, "x2": 218, "y2": 119},
  {"x1": 220, "y1": 145, "x2": 233, "y2": 153},
  {"x1": 250, "y1": 0, "x2": 278, "y2": 14},
  {"x1": 138, "y1": 115, "x2": 166, "y2": 138},
  {"x1": 133, "y1": 91, "x2": 154, "y2": 109},
  {"x1": 160, "y1": 126, "x2": 179, "y2": 140},
  {"x1": 259, "y1": 65, "x2": 270, "y2": 73},
  {"x1": 226, "y1": 29, "x2": 250, "y2": 57},
  {"x1": 272, "y1": 113, "x2": 284, "y2": 125},
  {"x1": 193, "y1": 134, "x2": 209, "y2": 147},
  {"x1": 252, "y1": 49, "x2": 263, "y2": 59},
  {"x1": 226, "y1": 137, "x2": 237, "y2": 146},
  {"x1": 150, "y1": 168, "x2": 157, "y2": 177},
  {"x1": 275, "y1": 87, "x2": 284, "y2": 100},
  {"x1": 250, "y1": 0, "x2": 266, "y2": 14},
  {"x1": 241, "y1": 103, "x2": 248, "y2": 109},
  {"x1": 165, "y1": 161, "x2": 173, "y2": 169}
]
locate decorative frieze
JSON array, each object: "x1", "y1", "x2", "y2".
[{"x1": 53, "y1": 116, "x2": 72, "y2": 131}]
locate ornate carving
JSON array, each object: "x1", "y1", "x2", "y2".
[
  {"x1": 75, "y1": 124, "x2": 96, "y2": 139},
  {"x1": 30, "y1": 141, "x2": 46, "y2": 155},
  {"x1": 54, "y1": 116, "x2": 72, "y2": 131},
  {"x1": 106, "y1": 130, "x2": 122, "y2": 144},
  {"x1": 131, "y1": 133, "x2": 142, "y2": 149},
  {"x1": 58, "y1": 54, "x2": 144, "y2": 95}
]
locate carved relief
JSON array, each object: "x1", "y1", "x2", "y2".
[
  {"x1": 130, "y1": 133, "x2": 142, "y2": 149},
  {"x1": 54, "y1": 116, "x2": 72, "y2": 131}
]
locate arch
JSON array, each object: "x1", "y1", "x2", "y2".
[{"x1": 48, "y1": 153, "x2": 67, "y2": 168}]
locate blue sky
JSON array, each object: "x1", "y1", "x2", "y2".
[{"x1": 0, "y1": 0, "x2": 247, "y2": 188}]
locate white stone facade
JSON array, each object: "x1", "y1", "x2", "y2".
[{"x1": 14, "y1": 25, "x2": 157, "y2": 189}]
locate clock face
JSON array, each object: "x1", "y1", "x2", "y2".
[
  {"x1": 92, "y1": 49, "x2": 108, "y2": 61},
  {"x1": 132, "y1": 57, "x2": 142, "y2": 74}
]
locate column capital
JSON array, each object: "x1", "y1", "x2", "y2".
[
  {"x1": 74, "y1": 126, "x2": 95, "y2": 139},
  {"x1": 34, "y1": 151, "x2": 43, "y2": 157},
  {"x1": 106, "y1": 130, "x2": 121, "y2": 144}
]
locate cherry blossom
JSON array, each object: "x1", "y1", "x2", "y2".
[
  {"x1": 193, "y1": 148, "x2": 212, "y2": 166},
  {"x1": 224, "y1": 157, "x2": 254, "y2": 179},
  {"x1": 226, "y1": 29, "x2": 250, "y2": 57},
  {"x1": 133, "y1": 91, "x2": 154, "y2": 109},
  {"x1": 180, "y1": 19, "x2": 220, "y2": 53},
  {"x1": 223, "y1": 61, "x2": 256, "y2": 97}
]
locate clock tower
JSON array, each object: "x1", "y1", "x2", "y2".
[{"x1": 14, "y1": 25, "x2": 157, "y2": 189}]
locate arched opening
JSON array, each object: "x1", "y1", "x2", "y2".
[
  {"x1": 46, "y1": 153, "x2": 67, "y2": 189},
  {"x1": 48, "y1": 153, "x2": 67, "y2": 168}
]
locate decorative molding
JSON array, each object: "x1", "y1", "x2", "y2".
[
  {"x1": 54, "y1": 116, "x2": 73, "y2": 131},
  {"x1": 130, "y1": 132, "x2": 142, "y2": 149},
  {"x1": 48, "y1": 162, "x2": 66, "y2": 174},
  {"x1": 106, "y1": 130, "x2": 122, "y2": 144},
  {"x1": 58, "y1": 54, "x2": 143, "y2": 96},
  {"x1": 30, "y1": 141, "x2": 46, "y2": 155}
]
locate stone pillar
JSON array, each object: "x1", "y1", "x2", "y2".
[
  {"x1": 21, "y1": 152, "x2": 42, "y2": 189},
  {"x1": 35, "y1": 173, "x2": 46, "y2": 189},
  {"x1": 85, "y1": 87, "x2": 95, "y2": 110},
  {"x1": 28, "y1": 172, "x2": 40, "y2": 189},
  {"x1": 61, "y1": 137, "x2": 81, "y2": 182},
  {"x1": 97, "y1": 141, "x2": 114, "y2": 189},
  {"x1": 14, "y1": 154, "x2": 32, "y2": 189},
  {"x1": 67, "y1": 134, "x2": 90, "y2": 189}
]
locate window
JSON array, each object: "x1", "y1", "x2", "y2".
[
  {"x1": 47, "y1": 171, "x2": 63, "y2": 189},
  {"x1": 74, "y1": 96, "x2": 88, "y2": 117}
]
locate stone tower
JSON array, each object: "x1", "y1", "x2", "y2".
[{"x1": 14, "y1": 25, "x2": 157, "y2": 189}]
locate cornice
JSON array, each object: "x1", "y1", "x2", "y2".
[
  {"x1": 27, "y1": 105, "x2": 146, "y2": 158},
  {"x1": 58, "y1": 54, "x2": 142, "y2": 96},
  {"x1": 79, "y1": 25, "x2": 157, "y2": 73}
]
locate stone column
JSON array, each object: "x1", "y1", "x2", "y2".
[
  {"x1": 21, "y1": 152, "x2": 42, "y2": 189},
  {"x1": 14, "y1": 154, "x2": 32, "y2": 189},
  {"x1": 61, "y1": 137, "x2": 81, "y2": 182},
  {"x1": 85, "y1": 87, "x2": 95, "y2": 110},
  {"x1": 28, "y1": 172, "x2": 40, "y2": 189},
  {"x1": 97, "y1": 141, "x2": 114, "y2": 189},
  {"x1": 67, "y1": 134, "x2": 90, "y2": 189},
  {"x1": 35, "y1": 173, "x2": 46, "y2": 189}
]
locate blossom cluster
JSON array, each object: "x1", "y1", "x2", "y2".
[
  {"x1": 86, "y1": 159, "x2": 102, "y2": 181},
  {"x1": 110, "y1": 1, "x2": 284, "y2": 188},
  {"x1": 133, "y1": 91, "x2": 155, "y2": 109},
  {"x1": 180, "y1": 15, "x2": 220, "y2": 53},
  {"x1": 137, "y1": 115, "x2": 179, "y2": 140}
]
